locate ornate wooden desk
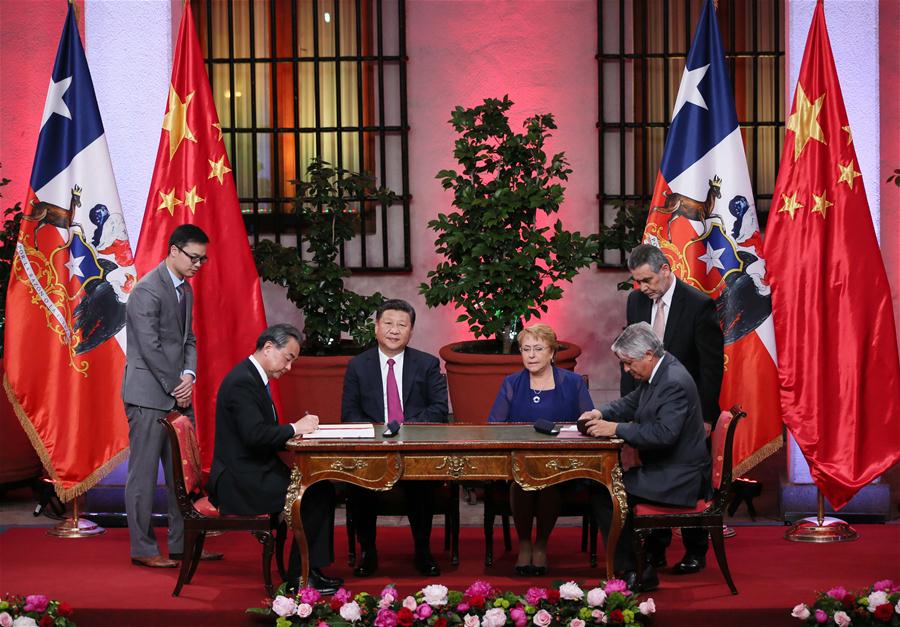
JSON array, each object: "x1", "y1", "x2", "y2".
[{"x1": 284, "y1": 424, "x2": 626, "y2": 585}]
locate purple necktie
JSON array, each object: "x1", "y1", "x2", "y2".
[{"x1": 386, "y1": 358, "x2": 404, "y2": 424}]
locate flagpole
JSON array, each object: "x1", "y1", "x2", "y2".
[
  {"x1": 784, "y1": 489, "x2": 858, "y2": 543},
  {"x1": 47, "y1": 493, "x2": 105, "y2": 538}
]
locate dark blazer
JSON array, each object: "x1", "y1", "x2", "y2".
[
  {"x1": 122, "y1": 261, "x2": 196, "y2": 410},
  {"x1": 341, "y1": 346, "x2": 448, "y2": 424},
  {"x1": 622, "y1": 278, "x2": 724, "y2": 425},
  {"x1": 207, "y1": 358, "x2": 295, "y2": 516},
  {"x1": 488, "y1": 366, "x2": 594, "y2": 423},
  {"x1": 602, "y1": 353, "x2": 711, "y2": 508}
]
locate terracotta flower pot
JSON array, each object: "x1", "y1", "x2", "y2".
[
  {"x1": 439, "y1": 340, "x2": 582, "y2": 423},
  {"x1": 277, "y1": 353, "x2": 356, "y2": 424}
]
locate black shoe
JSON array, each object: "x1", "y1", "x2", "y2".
[
  {"x1": 648, "y1": 553, "x2": 667, "y2": 568},
  {"x1": 353, "y1": 551, "x2": 378, "y2": 577},
  {"x1": 414, "y1": 553, "x2": 440, "y2": 577},
  {"x1": 306, "y1": 570, "x2": 340, "y2": 595},
  {"x1": 619, "y1": 566, "x2": 659, "y2": 592},
  {"x1": 310, "y1": 568, "x2": 343, "y2": 588},
  {"x1": 671, "y1": 554, "x2": 706, "y2": 575},
  {"x1": 514, "y1": 565, "x2": 533, "y2": 576}
]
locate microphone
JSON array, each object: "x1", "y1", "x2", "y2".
[
  {"x1": 382, "y1": 420, "x2": 402, "y2": 438},
  {"x1": 533, "y1": 419, "x2": 560, "y2": 436}
]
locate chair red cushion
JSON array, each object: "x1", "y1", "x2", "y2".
[
  {"x1": 635, "y1": 499, "x2": 711, "y2": 516},
  {"x1": 194, "y1": 496, "x2": 220, "y2": 518},
  {"x1": 170, "y1": 413, "x2": 202, "y2": 495}
]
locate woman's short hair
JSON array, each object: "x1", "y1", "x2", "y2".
[{"x1": 517, "y1": 323, "x2": 559, "y2": 353}]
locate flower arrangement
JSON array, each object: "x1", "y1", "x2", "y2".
[
  {"x1": 0, "y1": 594, "x2": 76, "y2": 627},
  {"x1": 791, "y1": 579, "x2": 899, "y2": 626},
  {"x1": 248, "y1": 579, "x2": 655, "y2": 626}
]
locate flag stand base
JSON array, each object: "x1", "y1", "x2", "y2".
[
  {"x1": 47, "y1": 497, "x2": 105, "y2": 538},
  {"x1": 784, "y1": 492, "x2": 858, "y2": 543}
]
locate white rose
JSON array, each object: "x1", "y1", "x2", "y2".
[
  {"x1": 296, "y1": 603, "x2": 313, "y2": 618},
  {"x1": 586, "y1": 588, "x2": 607, "y2": 607},
  {"x1": 482, "y1": 607, "x2": 507, "y2": 627},
  {"x1": 421, "y1": 584, "x2": 449, "y2": 606},
  {"x1": 340, "y1": 601, "x2": 362, "y2": 622},
  {"x1": 833, "y1": 610, "x2": 851, "y2": 627},
  {"x1": 271, "y1": 595, "x2": 297, "y2": 617},
  {"x1": 558, "y1": 581, "x2": 584, "y2": 601},
  {"x1": 639, "y1": 598, "x2": 656, "y2": 615},
  {"x1": 12, "y1": 619, "x2": 38, "y2": 627},
  {"x1": 867, "y1": 591, "x2": 889, "y2": 610},
  {"x1": 463, "y1": 614, "x2": 481, "y2": 627},
  {"x1": 402, "y1": 596, "x2": 417, "y2": 610},
  {"x1": 791, "y1": 604, "x2": 811, "y2": 620}
]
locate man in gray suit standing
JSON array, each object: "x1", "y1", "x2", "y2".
[
  {"x1": 122, "y1": 224, "x2": 215, "y2": 568},
  {"x1": 579, "y1": 322, "x2": 711, "y2": 591}
]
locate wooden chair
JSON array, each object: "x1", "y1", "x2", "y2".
[
  {"x1": 633, "y1": 405, "x2": 747, "y2": 595},
  {"x1": 159, "y1": 412, "x2": 286, "y2": 597}
]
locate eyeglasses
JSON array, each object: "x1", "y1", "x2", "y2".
[
  {"x1": 519, "y1": 345, "x2": 547, "y2": 355},
  {"x1": 176, "y1": 246, "x2": 209, "y2": 266}
]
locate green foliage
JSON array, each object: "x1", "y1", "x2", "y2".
[
  {"x1": 888, "y1": 168, "x2": 900, "y2": 187},
  {"x1": 419, "y1": 96, "x2": 599, "y2": 353},
  {"x1": 0, "y1": 170, "x2": 23, "y2": 358},
  {"x1": 254, "y1": 159, "x2": 390, "y2": 355},
  {"x1": 598, "y1": 199, "x2": 648, "y2": 290}
]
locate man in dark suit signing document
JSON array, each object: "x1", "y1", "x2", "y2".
[
  {"x1": 580, "y1": 322, "x2": 711, "y2": 592},
  {"x1": 341, "y1": 299, "x2": 448, "y2": 578}
]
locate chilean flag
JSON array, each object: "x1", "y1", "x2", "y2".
[
  {"x1": 643, "y1": 0, "x2": 782, "y2": 476},
  {"x1": 3, "y1": 4, "x2": 134, "y2": 500}
]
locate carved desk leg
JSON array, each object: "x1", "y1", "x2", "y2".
[
  {"x1": 604, "y1": 462, "x2": 629, "y2": 581},
  {"x1": 283, "y1": 466, "x2": 308, "y2": 589}
]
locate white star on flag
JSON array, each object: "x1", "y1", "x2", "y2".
[
  {"x1": 672, "y1": 64, "x2": 710, "y2": 120},
  {"x1": 41, "y1": 75, "x2": 74, "y2": 128},
  {"x1": 65, "y1": 253, "x2": 85, "y2": 280},
  {"x1": 698, "y1": 242, "x2": 726, "y2": 274}
]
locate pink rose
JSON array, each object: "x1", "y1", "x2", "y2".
[
  {"x1": 569, "y1": 620, "x2": 586, "y2": 627},
  {"x1": 297, "y1": 603, "x2": 313, "y2": 618},
  {"x1": 586, "y1": 588, "x2": 607, "y2": 607},
  {"x1": 525, "y1": 587, "x2": 548, "y2": 606},
  {"x1": 379, "y1": 595, "x2": 396, "y2": 609},
  {"x1": 402, "y1": 596, "x2": 417, "y2": 611},
  {"x1": 510, "y1": 607, "x2": 527, "y2": 627},
  {"x1": 604, "y1": 579, "x2": 628, "y2": 594},
  {"x1": 415, "y1": 604, "x2": 433, "y2": 619},
  {"x1": 791, "y1": 604, "x2": 811, "y2": 620},
  {"x1": 299, "y1": 587, "x2": 322, "y2": 605},
  {"x1": 23, "y1": 596, "x2": 49, "y2": 614},
  {"x1": 592, "y1": 609, "x2": 607, "y2": 623},
  {"x1": 639, "y1": 598, "x2": 656, "y2": 615},
  {"x1": 0, "y1": 613, "x2": 12, "y2": 627},
  {"x1": 815, "y1": 609, "x2": 827, "y2": 623},
  {"x1": 833, "y1": 611, "x2": 851, "y2": 627},
  {"x1": 340, "y1": 601, "x2": 362, "y2": 622},
  {"x1": 532, "y1": 609, "x2": 553, "y2": 627},
  {"x1": 457, "y1": 603, "x2": 471, "y2": 612},
  {"x1": 381, "y1": 586, "x2": 397, "y2": 599},
  {"x1": 827, "y1": 586, "x2": 848, "y2": 599},
  {"x1": 375, "y1": 609, "x2": 399, "y2": 627},
  {"x1": 334, "y1": 588, "x2": 352, "y2": 603},
  {"x1": 873, "y1": 580, "x2": 895, "y2": 592},
  {"x1": 465, "y1": 581, "x2": 495, "y2": 598},
  {"x1": 463, "y1": 614, "x2": 481, "y2": 627},
  {"x1": 271, "y1": 595, "x2": 297, "y2": 617}
]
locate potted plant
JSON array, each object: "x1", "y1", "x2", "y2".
[
  {"x1": 254, "y1": 158, "x2": 390, "y2": 422},
  {"x1": 419, "y1": 97, "x2": 599, "y2": 421}
]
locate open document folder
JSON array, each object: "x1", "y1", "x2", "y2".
[{"x1": 302, "y1": 423, "x2": 376, "y2": 439}]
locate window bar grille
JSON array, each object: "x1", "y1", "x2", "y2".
[
  {"x1": 398, "y1": 0, "x2": 411, "y2": 268},
  {"x1": 354, "y1": 0, "x2": 368, "y2": 267},
  {"x1": 312, "y1": 0, "x2": 323, "y2": 160},
  {"x1": 249, "y1": 0, "x2": 261, "y2": 232},
  {"x1": 270, "y1": 0, "x2": 282, "y2": 244},
  {"x1": 227, "y1": 0, "x2": 239, "y2": 225},
  {"x1": 376, "y1": 0, "x2": 389, "y2": 269},
  {"x1": 290, "y1": 0, "x2": 301, "y2": 243}
]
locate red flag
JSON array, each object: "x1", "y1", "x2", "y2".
[
  {"x1": 135, "y1": 3, "x2": 269, "y2": 470},
  {"x1": 765, "y1": 1, "x2": 900, "y2": 510},
  {"x1": 3, "y1": 5, "x2": 133, "y2": 499}
]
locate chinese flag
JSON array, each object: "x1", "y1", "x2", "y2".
[
  {"x1": 765, "y1": 1, "x2": 900, "y2": 509},
  {"x1": 134, "y1": 2, "x2": 269, "y2": 470}
]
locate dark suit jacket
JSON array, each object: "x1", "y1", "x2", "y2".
[
  {"x1": 122, "y1": 261, "x2": 197, "y2": 410},
  {"x1": 341, "y1": 346, "x2": 448, "y2": 424},
  {"x1": 622, "y1": 278, "x2": 724, "y2": 425},
  {"x1": 207, "y1": 358, "x2": 295, "y2": 515},
  {"x1": 602, "y1": 353, "x2": 711, "y2": 508}
]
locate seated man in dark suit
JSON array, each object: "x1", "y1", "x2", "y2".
[
  {"x1": 579, "y1": 322, "x2": 711, "y2": 592},
  {"x1": 341, "y1": 299, "x2": 449, "y2": 578},
  {"x1": 208, "y1": 324, "x2": 341, "y2": 594}
]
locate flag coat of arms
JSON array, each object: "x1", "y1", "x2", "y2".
[
  {"x1": 643, "y1": 0, "x2": 782, "y2": 476},
  {"x1": 764, "y1": 1, "x2": 900, "y2": 510},
  {"x1": 134, "y1": 2, "x2": 271, "y2": 470},
  {"x1": 3, "y1": 4, "x2": 135, "y2": 500}
]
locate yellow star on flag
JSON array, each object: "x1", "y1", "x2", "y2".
[
  {"x1": 837, "y1": 160, "x2": 861, "y2": 190},
  {"x1": 208, "y1": 155, "x2": 232, "y2": 185},
  {"x1": 183, "y1": 185, "x2": 205, "y2": 214},
  {"x1": 811, "y1": 191, "x2": 833, "y2": 218},
  {"x1": 212, "y1": 122, "x2": 223, "y2": 141},
  {"x1": 778, "y1": 192, "x2": 804, "y2": 220},
  {"x1": 157, "y1": 188, "x2": 182, "y2": 216},
  {"x1": 161, "y1": 85, "x2": 197, "y2": 159},
  {"x1": 842, "y1": 125, "x2": 853, "y2": 145},
  {"x1": 786, "y1": 84, "x2": 826, "y2": 160}
]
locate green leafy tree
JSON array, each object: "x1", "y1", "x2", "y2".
[
  {"x1": 254, "y1": 159, "x2": 390, "y2": 355},
  {"x1": 420, "y1": 96, "x2": 599, "y2": 353},
  {"x1": 0, "y1": 168, "x2": 23, "y2": 357}
]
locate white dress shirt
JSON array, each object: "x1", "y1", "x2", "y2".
[{"x1": 650, "y1": 276, "x2": 677, "y2": 334}]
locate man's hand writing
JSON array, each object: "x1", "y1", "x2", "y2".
[{"x1": 292, "y1": 414, "x2": 319, "y2": 436}]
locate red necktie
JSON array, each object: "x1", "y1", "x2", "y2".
[{"x1": 386, "y1": 358, "x2": 404, "y2": 423}]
